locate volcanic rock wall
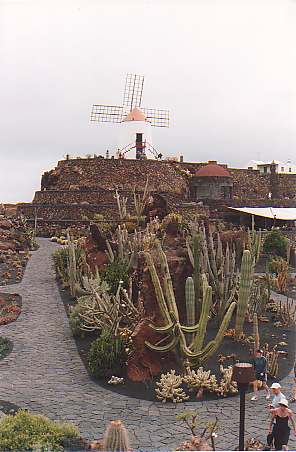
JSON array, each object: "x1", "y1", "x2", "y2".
[
  {"x1": 41, "y1": 158, "x2": 189, "y2": 194},
  {"x1": 18, "y1": 157, "x2": 296, "y2": 227}
]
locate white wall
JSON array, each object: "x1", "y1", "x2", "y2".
[{"x1": 118, "y1": 121, "x2": 153, "y2": 159}]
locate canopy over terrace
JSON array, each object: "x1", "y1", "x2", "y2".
[{"x1": 228, "y1": 207, "x2": 296, "y2": 221}]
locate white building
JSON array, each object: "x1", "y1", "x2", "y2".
[
  {"x1": 118, "y1": 107, "x2": 153, "y2": 159},
  {"x1": 245, "y1": 159, "x2": 296, "y2": 174}
]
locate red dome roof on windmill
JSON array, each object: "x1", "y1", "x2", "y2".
[
  {"x1": 196, "y1": 161, "x2": 231, "y2": 177},
  {"x1": 122, "y1": 107, "x2": 149, "y2": 122}
]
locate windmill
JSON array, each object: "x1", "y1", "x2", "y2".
[{"x1": 90, "y1": 74, "x2": 169, "y2": 159}]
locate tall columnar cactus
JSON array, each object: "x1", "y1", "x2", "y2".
[
  {"x1": 192, "y1": 284, "x2": 212, "y2": 352},
  {"x1": 133, "y1": 177, "x2": 149, "y2": 223},
  {"x1": 185, "y1": 277, "x2": 196, "y2": 341},
  {"x1": 253, "y1": 313, "x2": 260, "y2": 354},
  {"x1": 192, "y1": 225, "x2": 238, "y2": 324},
  {"x1": 114, "y1": 189, "x2": 128, "y2": 220},
  {"x1": 144, "y1": 242, "x2": 236, "y2": 366},
  {"x1": 248, "y1": 215, "x2": 262, "y2": 264},
  {"x1": 235, "y1": 249, "x2": 253, "y2": 338},
  {"x1": 192, "y1": 233, "x2": 202, "y2": 318},
  {"x1": 103, "y1": 420, "x2": 130, "y2": 452},
  {"x1": 66, "y1": 231, "x2": 87, "y2": 297}
]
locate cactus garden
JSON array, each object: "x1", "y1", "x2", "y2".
[{"x1": 53, "y1": 197, "x2": 296, "y2": 403}]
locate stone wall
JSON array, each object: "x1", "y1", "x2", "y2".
[
  {"x1": 20, "y1": 157, "x2": 296, "y2": 226},
  {"x1": 18, "y1": 202, "x2": 208, "y2": 222},
  {"x1": 278, "y1": 174, "x2": 296, "y2": 199},
  {"x1": 42, "y1": 158, "x2": 189, "y2": 195}
]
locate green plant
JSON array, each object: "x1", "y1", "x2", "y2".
[
  {"x1": 235, "y1": 250, "x2": 253, "y2": 339},
  {"x1": 93, "y1": 214, "x2": 112, "y2": 233},
  {"x1": 19, "y1": 215, "x2": 39, "y2": 251},
  {"x1": 101, "y1": 260, "x2": 130, "y2": 294},
  {"x1": 0, "y1": 410, "x2": 80, "y2": 451},
  {"x1": 188, "y1": 225, "x2": 238, "y2": 324},
  {"x1": 160, "y1": 212, "x2": 184, "y2": 235},
  {"x1": 69, "y1": 303, "x2": 86, "y2": 337},
  {"x1": 263, "y1": 230, "x2": 289, "y2": 258},
  {"x1": 144, "y1": 242, "x2": 236, "y2": 366},
  {"x1": 0, "y1": 337, "x2": 11, "y2": 360},
  {"x1": 183, "y1": 367, "x2": 219, "y2": 398},
  {"x1": 54, "y1": 233, "x2": 89, "y2": 296},
  {"x1": 176, "y1": 410, "x2": 218, "y2": 451},
  {"x1": 114, "y1": 190, "x2": 128, "y2": 219},
  {"x1": 267, "y1": 256, "x2": 289, "y2": 293},
  {"x1": 133, "y1": 177, "x2": 149, "y2": 223},
  {"x1": 103, "y1": 420, "x2": 130, "y2": 452},
  {"x1": 263, "y1": 344, "x2": 279, "y2": 378},
  {"x1": 247, "y1": 216, "x2": 262, "y2": 264},
  {"x1": 155, "y1": 370, "x2": 189, "y2": 403},
  {"x1": 88, "y1": 329, "x2": 127, "y2": 378},
  {"x1": 253, "y1": 313, "x2": 260, "y2": 354}
]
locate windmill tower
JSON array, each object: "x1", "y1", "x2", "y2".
[{"x1": 90, "y1": 74, "x2": 169, "y2": 159}]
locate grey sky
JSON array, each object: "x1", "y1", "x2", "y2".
[{"x1": 1, "y1": 0, "x2": 296, "y2": 202}]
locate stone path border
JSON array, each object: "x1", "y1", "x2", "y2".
[{"x1": 0, "y1": 239, "x2": 295, "y2": 450}]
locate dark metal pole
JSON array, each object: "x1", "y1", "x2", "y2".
[{"x1": 239, "y1": 384, "x2": 247, "y2": 451}]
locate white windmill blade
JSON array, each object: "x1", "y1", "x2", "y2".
[
  {"x1": 91, "y1": 104, "x2": 123, "y2": 123},
  {"x1": 122, "y1": 74, "x2": 144, "y2": 110},
  {"x1": 141, "y1": 107, "x2": 170, "y2": 127}
]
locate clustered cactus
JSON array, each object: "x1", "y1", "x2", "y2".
[
  {"x1": 215, "y1": 365, "x2": 238, "y2": 397},
  {"x1": 155, "y1": 370, "x2": 189, "y2": 403},
  {"x1": 183, "y1": 367, "x2": 219, "y2": 396},
  {"x1": 75, "y1": 279, "x2": 143, "y2": 335},
  {"x1": 156, "y1": 365, "x2": 238, "y2": 402}
]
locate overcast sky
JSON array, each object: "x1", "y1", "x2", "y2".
[{"x1": 1, "y1": 0, "x2": 296, "y2": 202}]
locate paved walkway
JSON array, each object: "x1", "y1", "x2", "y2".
[{"x1": 0, "y1": 239, "x2": 295, "y2": 450}]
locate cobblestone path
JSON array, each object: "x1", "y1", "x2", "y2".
[{"x1": 0, "y1": 239, "x2": 295, "y2": 450}]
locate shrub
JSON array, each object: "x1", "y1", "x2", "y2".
[
  {"x1": 0, "y1": 337, "x2": 11, "y2": 360},
  {"x1": 0, "y1": 410, "x2": 80, "y2": 451},
  {"x1": 88, "y1": 329, "x2": 127, "y2": 378},
  {"x1": 101, "y1": 260, "x2": 129, "y2": 294},
  {"x1": 69, "y1": 303, "x2": 86, "y2": 337},
  {"x1": 93, "y1": 214, "x2": 112, "y2": 233},
  {"x1": 263, "y1": 230, "x2": 288, "y2": 258}
]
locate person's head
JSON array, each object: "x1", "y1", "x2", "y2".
[
  {"x1": 278, "y1": 399, "x2": 289, "y2": 411},
  {"x1": 271, "y1": 382, "x2": 282, "y2": 395},
  {"x1": 256, "y1": 349, "x2": 263, "y2": 358}
]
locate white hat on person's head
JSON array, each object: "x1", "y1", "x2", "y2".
[
  {"x1": 270, "y1": 383, "x2": 281, "y2": 389},
  {"x1": 279, "y1": 398, "x2": 289, "y2": 408}
]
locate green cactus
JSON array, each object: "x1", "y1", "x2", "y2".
[
  {"x1": 248, "y1": 215, "x2": 262, "y2": 264},
  {"x1": 144, "y1": 242, "x2": 236, "y2": 366},
  {"x1": 253, "y1": 313, "x2": 260, "y2": 354},
  {"x1": 103, "y1": 420, "x2": 130, "y2": 452},
  {"x1": 192, "y1": 284, "x2": 212, "y2": 352},
  {"x1": 65, "y1": 231, "x2": 88, "y2": 297},
  {"x1": 190, "y1": 225, "x2": 238, "y2": 324},
  {"x1": 235, "y1": 249, "x2": 253, "y2": 338},
  {"x1": 185, "y1": 276, "x2": 196, "y2": 341}
]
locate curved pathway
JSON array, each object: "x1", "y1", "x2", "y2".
[{"x1": 0, "y1": 239, "x2": 295, "y2": 450}]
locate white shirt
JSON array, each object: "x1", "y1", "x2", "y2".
[{"x1": 271, "y1": 392, "x2": 286, "y2": 408}]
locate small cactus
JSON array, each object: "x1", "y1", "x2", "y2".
[{"x1": 103, "y1": 420, "x2": 130, "y2": 452}]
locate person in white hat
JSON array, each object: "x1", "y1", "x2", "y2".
[
  {"x1": 268, "y1": 399, "x2": 296, "y2": 450},
  {"x1": 264, "y1": 383, "x2": 288, "y2": 449},
  {"x1": 269, "y1": 383, "x2": 287, "y2": 409}
]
